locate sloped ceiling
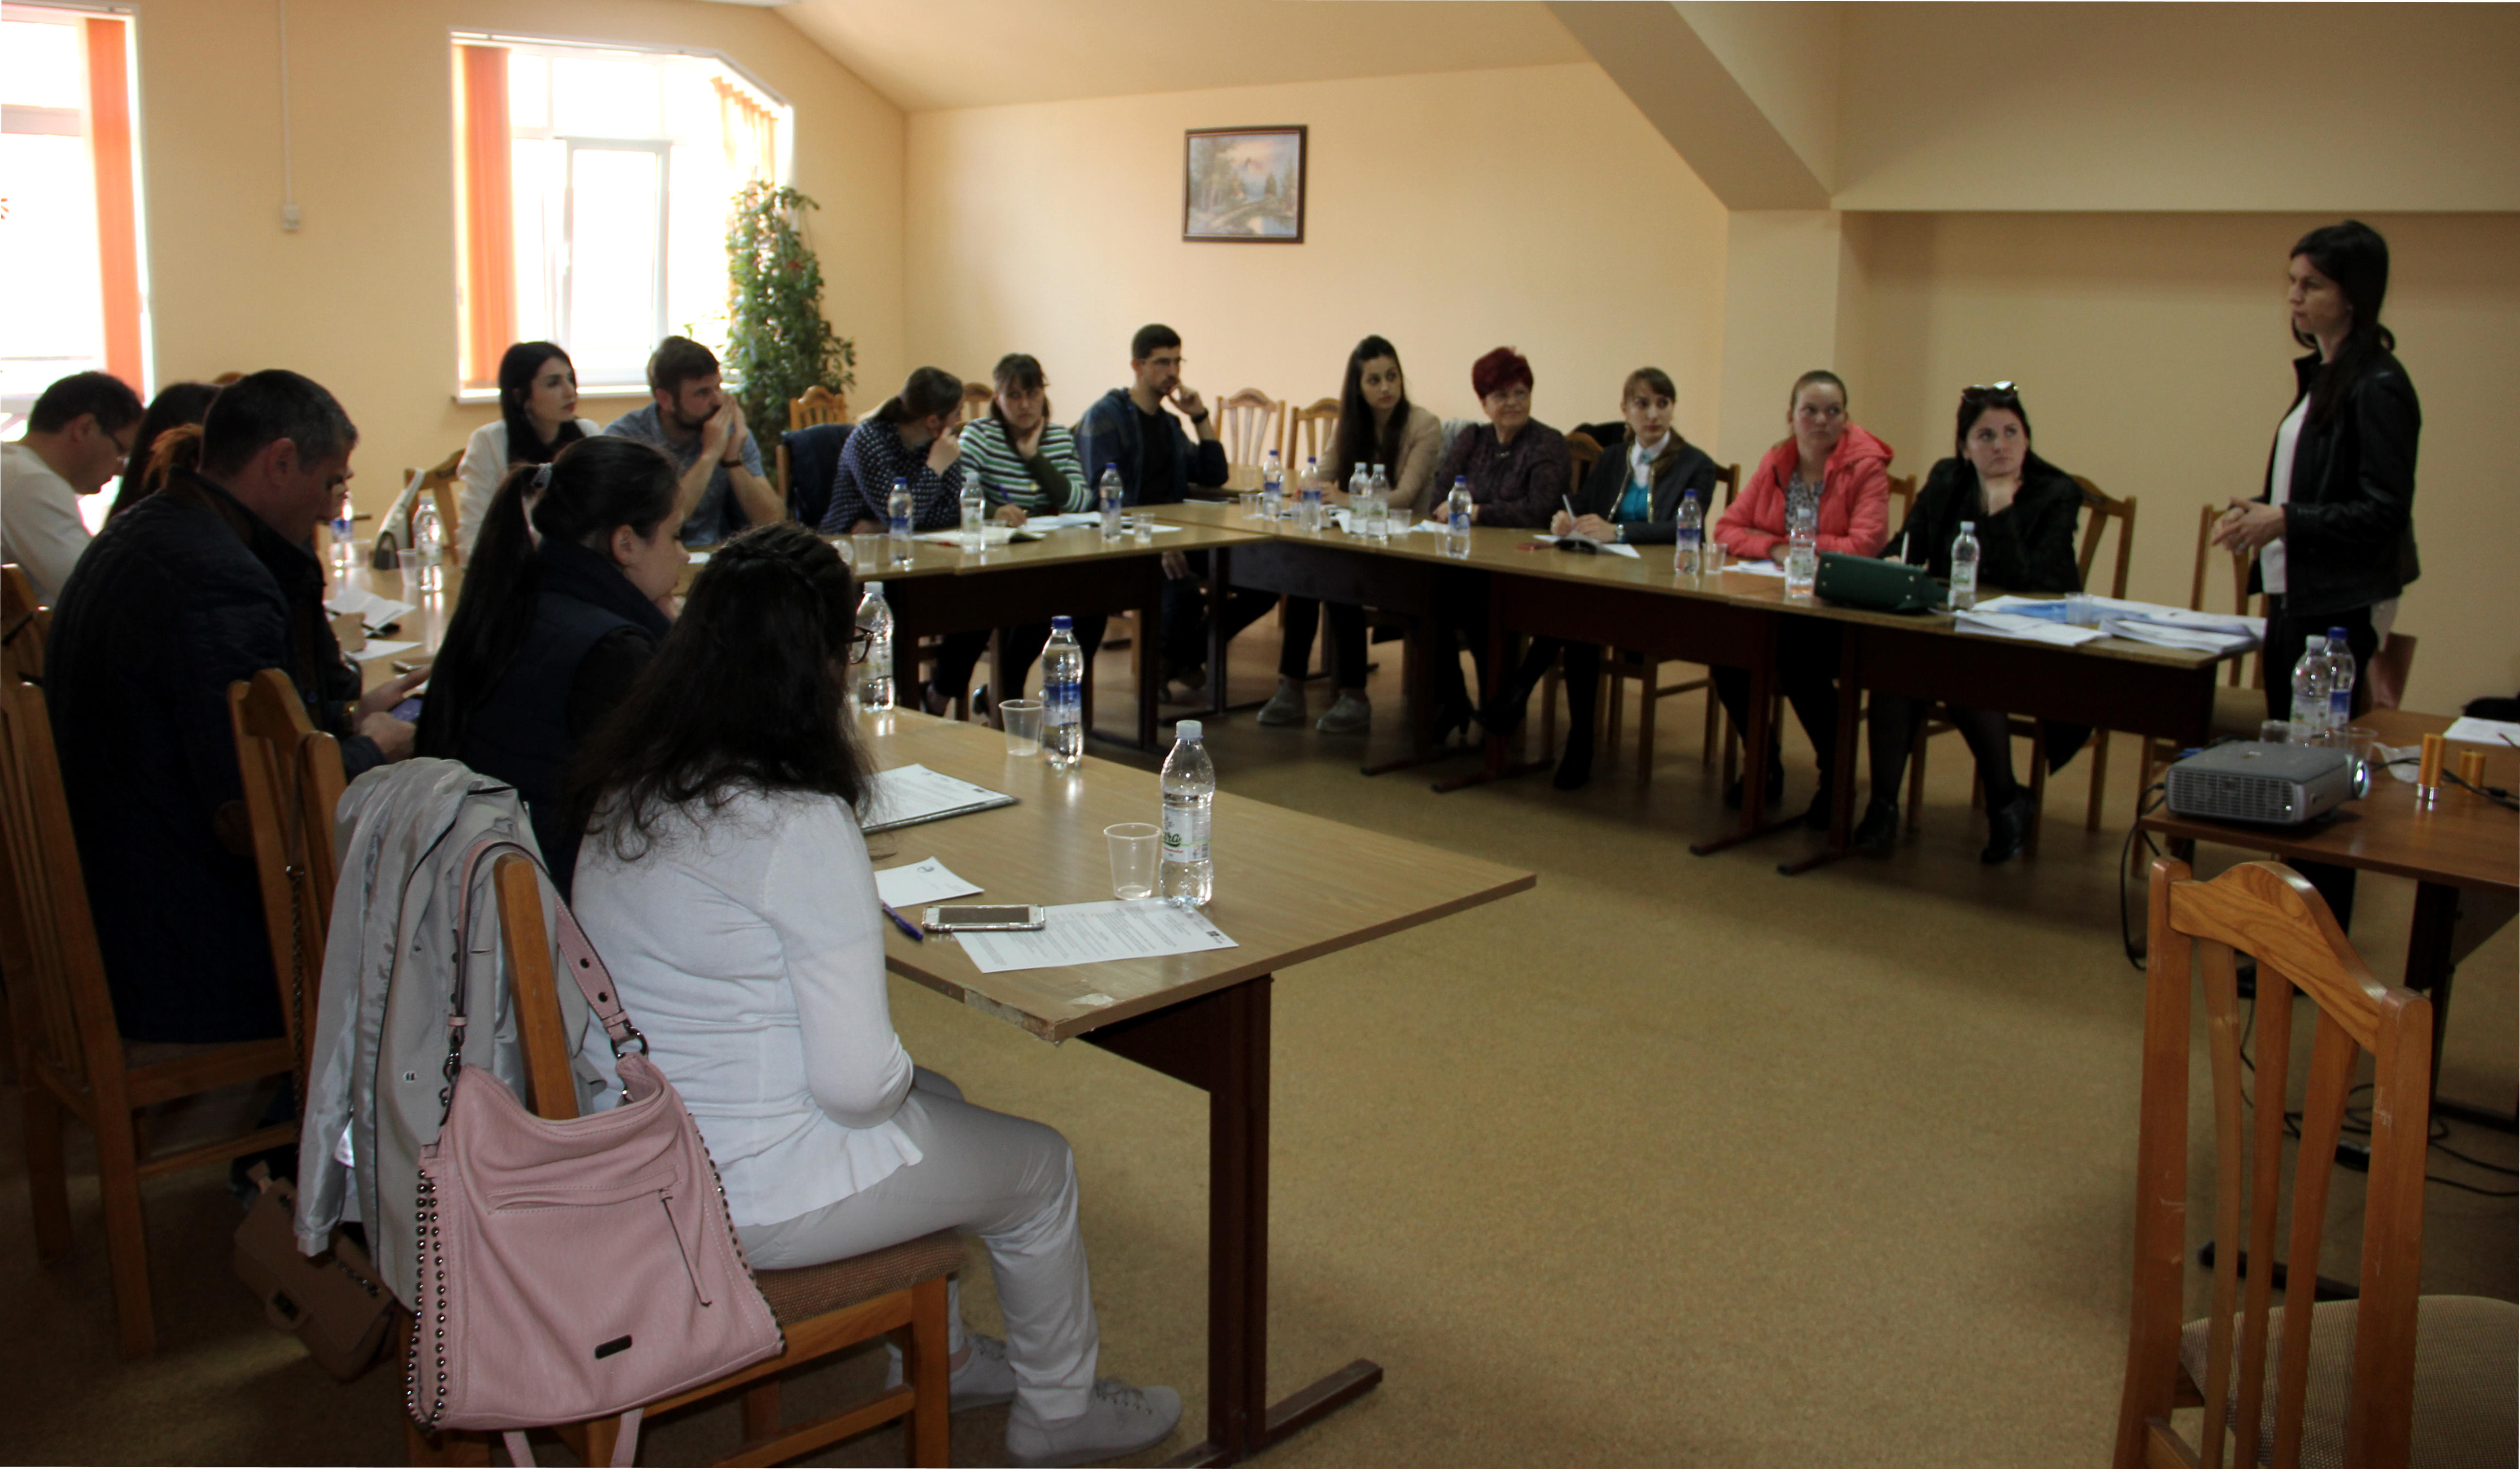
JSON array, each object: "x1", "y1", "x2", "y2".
[{"x1": 776, "y1": 0, "x2": 1588, "y2": 113}]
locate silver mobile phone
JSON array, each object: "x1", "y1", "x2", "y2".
[{"x1": 923, "y1": 904, "x2": 1046, "y2": 933}]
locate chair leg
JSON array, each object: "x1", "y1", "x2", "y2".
[
  {"x1": 741, "y1": 1382, "x2": 781, "y2": 1445},
  {"x1": 2024, "y1": 725, "x2": 2048, "y2": 858},
  {"x1": 97, "y1": 1115, "x2": 155, "y2": 1359},
  {"x1": 1635, "y1": 662, "x2": 1656, "y2": 785},
  {"x1": 907, "y1": 1275, "x2": 953, "y2": 1468},
  {"x1": 1906, "y1": 722, "x2": 1928, "y2": 833},
  {"x1": 581, "y1": 1415, "x2": 619, "y2": 1465},
  {"x1": 1701, "y1": 678, "x2": 1719, "y2": 767},
  {"x1": 2084, "y1": 729, "x2": 2113, "y2": 832},
  {"x1": 22, "y1": 1077, "x2": 72, "y2": 1264},
  {"x1": 1603, "y1": 663, "x2": 1625, "y2": 763},
  {"x1": 1539, "y1": 666, "x2": 1559, "y2": 760}
]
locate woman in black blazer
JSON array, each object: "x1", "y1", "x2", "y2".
[
  {"x1": 1482, "y1": 367, "x2": 1718, "y2": 789},
  {"x1": 1855, "y1": 383, "x2": 2086, "y2": 864},
  {"x1": 2212, "y1": 219, "x2": 2419, "y2": 927}
]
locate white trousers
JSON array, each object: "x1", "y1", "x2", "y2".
[{"x1": 735, "y1": 1070, "x2": 1099, "y2": 1419}]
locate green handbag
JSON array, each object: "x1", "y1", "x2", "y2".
[{"x1": 1814, "y1": 552, "x2": 1942, "y2": 613}]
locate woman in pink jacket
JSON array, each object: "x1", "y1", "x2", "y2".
[{"x1": 1709, "y1": 369, "x2": 1894, "y2": 822}]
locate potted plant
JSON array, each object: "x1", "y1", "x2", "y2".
[{"x1": 723, "y1": 182, "x2": 855, "y2": 433}]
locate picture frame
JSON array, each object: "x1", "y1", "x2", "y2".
[{"x1": 1183, "y1": 126, "x2": 1306, "y2": 244}]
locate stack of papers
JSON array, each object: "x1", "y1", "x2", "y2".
[
  {"x1": 912, "y1": 525, "x2": 1041, "y2": 546},
  {"x1": 1528, "y1": 534, "x2": 1641, "y2": 560},
  {"x1": 1972, "y1": 594, "x2": 2262, "y2": 653},
  {"x1": 325, "y1": 586, "x2": 416, "y2": 630},
  {"x1": 953, "y1": 899, "x2": 1239, "y2": 976},
  {"x1": 2445, "y1": 716, "x2": 2520, "y2": 748},
  {"x1": 863, "y1": 765, "x2": 1017, "y2": 834},
  {"x1": 1953, "y1": 611, "x2": 2107, "y2": 647}
]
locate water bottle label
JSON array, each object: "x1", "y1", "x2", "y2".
[
  {"x1": 1161, "y1": 804, "x2": 1210, "y2": 863},
  {"x1": 1047, "y1": 679, "x2": 1081, "y2": 723}
]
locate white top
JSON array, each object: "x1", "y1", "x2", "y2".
[
  {"x1": 1, "y1": 440, "x2": 93, "y2": 603},
  {"x1": 2262, "y1": 394, "x2": 2310, "y2": 595},
  {"x1": 454, "y1": 417, "x2": 602, "y2": 556},
  {"x1": 571, "y1": 785, "x2": 922, "y2": 1228}
]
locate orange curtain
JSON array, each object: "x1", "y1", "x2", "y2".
[
  {"x1": 84, "y1": 17, "x2": 142, "y2": 388},
  {"x1": 455, "y1": 45, "x2": 515, "y2": 387},
  {"x1": 712, "y1": 77, "x2": 776, "y2": 186}
]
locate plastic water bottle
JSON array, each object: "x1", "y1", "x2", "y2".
[
  {"x1": 1445, "y1": 477, "x2": 1472, "y2": 559},
  {"x1": 958, "y1": 472, "x2": 985, "y2": 550},
  {"x1": 1042, "y1": 615, "x2": 1084, "y2": 768},
  {"x1": 857, "y1": 581, "x2": 895, "y2": 711},
  {"x1": 2324, "y1": 626, "x2": 2357, "y2": 728},
  {"x1": 1675, "y1": 488, "x2": 1704, "y2": 576},
  {"x1": 332, "y1": 511, "x2": 355, "y2": 567},
  {"x1": 1785, "y1": 490, "x2": 1820, "y2": 599},
  {"x1": 2290, "y1": 633, "x2": 2333, "y2": 731},
  {"x1": 1260, "y1": 449, "x2": 1284, "y2": 521},
  {"x1": 1158, "y1": 718, "x2": 1215, "y2": 908},
  {"x1": 1367, "y1": 463, "x2": 1392, "y2": 541},
  {"x1": 1948, "y1": 520, "x2": 1980, "y2": 611},
  {"x1": 1298, "y1": 457, "x2": 1324, "y2": 531},
  {"x1": 887, "y1": 479, "x2": 914, "y2": 568},
  {"x1": 1099, "y1": 463, "x2": 1123, "y2": 544},
  {"x1": 411, "y1": 498, "x2": 445, "y2": 591},
  {"x1": 1345, "y1": 463, "x2": 1369, "y2": 535}
]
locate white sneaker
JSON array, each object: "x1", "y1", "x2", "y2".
[
  {"x1": 1005, "y1": 1377, "x2": 1183, "y2": 1467},
  {"x1": 883, "y1": 1331, "x2": 1016, "y2": 1412},
  {"x1": 1255, "y1": 685, "x2": 1306, "y2": 726},
  {"x1": 1315, "y1": 692, "x2": 1370, "y2": 734}
]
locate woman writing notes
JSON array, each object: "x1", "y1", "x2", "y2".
[
  {"x1": 2213, "y1": 219, "x2": 2419, "y2": 927},
  {"x1": 1257, "y1": 335, "x2": 1441, "y2": 735},
  {"x1": 454, "y1": 342, "x2": 601, "y2": 558},
  {"x1": 569, "y1": 525, "x2": 1182, "y2": 1468},
  {"x1": 1710, "y1": 370, "x2": 1892, "y2": 821},
  {"x1": 1855, "y1": 383, "x2": 2087, "y2": 863},
  {"x1": 1483, "y1": 367, "x2": 1719, "y2": 788}
]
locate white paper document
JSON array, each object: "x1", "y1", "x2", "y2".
[
  {"x1": 862, "y1": 764, "x2": 1017, "y2": 834},
  {"x1": 1729, "y1": 559, "x2": 1787, "y2": 577},
  {"x1": 2444, "y1": 717, "x2": 2520, "y2": 748},
  {"x1": 685, "y1": 549, "x2": 711, "y2": 565},
  {"x1": 1528, "y1": 534, "x2": 1641, "y2": 560},
  {"x1": 953, "y1": 899, "x2": 1239, "y2": 975},
  {"x1": 326, "y1": 587, "x2": 418, "y2": 628},
  {"x1": 873, "y1": 857, "x2": 984, "y2": 907},
  {"x1": 1953, "y1": 611, "x2": 2107, "y2": 647},
  {"x1": 354, "y1": 639, "x2": 423, "y2": 661}
]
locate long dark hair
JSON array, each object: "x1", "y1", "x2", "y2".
[
  {"x1": 871, "y1": 367, "x2": 962, "y2": 429},
  {"x1": 2291, "y1": 220, "x2": 2395, "y2": 433},
  {"x1": 415, "y1": 436, "x2": 679, "y2": 761},
  {"x1": 106, "y1": 381, "x2": 219, "y2": 521},
  {"x1": 988, "y1": 353, "x2": 1052, "y2": 430},
  {"x1": 569, "y1": 521, "x2": 873, "y2": 859},
  {"x1": 1953, "y1": 382, "x2": 2032, "y2": 458},
  {"x1": 1331, "y1": 335, "x2": 1410, "y2": 485},
  {"x1": 497, "y1": 341, "x2": 586, "y2": 465}
]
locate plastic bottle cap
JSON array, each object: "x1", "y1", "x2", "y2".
[
  {"x1": 1176, "y1": 720, "x2": 1203, "y2": 740},
  {"x1": 1051, "y1": 615, "x2": 1072, "y2": 630},
  {"x1": 864, "y1": 581, "x2": 883, "y2": 594}
]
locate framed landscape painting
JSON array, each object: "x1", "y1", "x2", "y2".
[{"x1": 1183, "y1": 126, "x2": 1306, "y2": 243}]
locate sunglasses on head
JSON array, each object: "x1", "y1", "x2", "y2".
[{"x1": 1961, "y1": 381, "x2": 2019, "y2": 402}]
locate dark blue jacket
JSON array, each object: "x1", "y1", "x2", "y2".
[
  {"x1": 44, "y1": 470, "x2": 382, "y2": 1044},
  {"x1": 1071, "y1": 388, "x2": 1228, "y2": 507}
]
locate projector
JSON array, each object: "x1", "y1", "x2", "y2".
[{"x1": 2165, "y1": 741, "x2": 2366, "y2": 826}]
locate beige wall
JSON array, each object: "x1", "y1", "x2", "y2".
[
  {"x1": 132, "y1": 0, "x2": 905, "y2": 519},
  {"x1": 903, "y1": 64, "x2": 1730, "y2": 452},
  {"x1": 1851, "y1": 211, "x2": 2520, "y2": 714}
]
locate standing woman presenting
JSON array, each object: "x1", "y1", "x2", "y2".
[{"x1": 2214, "y1": 219, "x2": 2419, "y2": 927}]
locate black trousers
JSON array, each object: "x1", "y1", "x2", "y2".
[
  {"x1": 1866, "y1": 700, "x2": 2095, "y2": 806},
  {"x1": 1710, "y1": 619, "x2": 1844, "y2": 783},
  {"x1": 1160, "y1": 553, "x2": 1277, "y2": 669},
  {"x1": 1495, "y1": 638, "x2": 1603, "y2": 740},
  {"x1": 928, "y1": 617, "x2": 1108, "y2": 702},
  {"x1": 1278, "y1": 597, "x2": 1369, "y2": 687},
  {"x1": 2263, "y1": 597, "x2": 2380, "y2": 928}
]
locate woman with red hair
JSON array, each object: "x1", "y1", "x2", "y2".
[{"x1": 1430, "y1": 347, "x2": 1568, "y2": 528}]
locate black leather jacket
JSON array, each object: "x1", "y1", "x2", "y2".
[{"x1": 2254, "y1": 348, "x2": 2421, "y2": 618}]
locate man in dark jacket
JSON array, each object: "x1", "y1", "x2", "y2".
[{"x1": 44, "y1": 370, "x2": 421, "y2": 1045}]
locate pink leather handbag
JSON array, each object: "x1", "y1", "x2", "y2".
[{"x1": 405, "y1": 840, "x2": 781, "y2": 1464}]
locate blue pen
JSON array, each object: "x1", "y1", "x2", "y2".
[{"x1": 881, "y1": 902, "x2": 925, "y2": 943}]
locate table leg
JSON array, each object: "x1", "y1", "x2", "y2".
[
  {"x1": 1691, "y1": 617, "x2": 1796, "y2": 856},
  {"x1": 1083, "y1": 978, "x2": 1384, "y2": 1466},
  {"x1": 1207, "y1": 550, "x2": 1233, "y2": 719},
  {"x1": 1139, "y1": 588, "x2": 1161, "y2": 750},
  {"x1": 1360, "y1": 615, "x2": 1440, "y2": 777},
  {"x1": 1778, "y1": 625, "x2": 1864, "y2": 876},
  {"x1": 2407, "y1": 880, "x2": 2517, "y2": 1133}
]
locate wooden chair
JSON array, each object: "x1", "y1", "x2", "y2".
[
  {"x1": 1907, "y1": 474, "x2": 2136, "y2": 854},
  {"x1": 788, "y1": 385, "x2": 850, "y2": 431},
  {"x1": 2, "y1": 563, "x2": 45, "y2": 682},
  {"x1": 1884, "y1": 472, "x2": 1919, "y2": 528},
  {"x1": 228, "y1": 669, "x2": 348, "y2": 1075},
  {"x1": 2133, "y1": 503, "x2": 2278, "y2": 816},
  {"x1": 2116, "y1": 857, "x2": 2515, "y2": 1469},
  {"x1": 960, "y1": 379, "x2": 995, "y2": 427},
  {"x1": 386, "y1": 449, "x2": 465, "y2": 564},
  {"x1": 0, "y1": 671, "x2": 297, "y2": 1358},
  {"x1": 479, "y1": 853, "x2": 962, "y2": 1467},
  {"x1": 1285, "y1": 398, "x2": 1340, "y2": 468},
  {"x1": 1214, "y1": 388, "x2": 1283, "y2": 490}
]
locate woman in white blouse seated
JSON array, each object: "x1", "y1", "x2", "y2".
[
  {"x1": 568, "y1": 522, "x2": 1179, "y2": 1468},
  {"x1": 455, "y1": 341, "x2": 601, "y2": 557}
]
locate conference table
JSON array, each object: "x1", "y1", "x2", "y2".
[
  {"x1": 861, "y1": 711, "x2": 1535, "y2": 1465},
  {"x1": 1154, "y1": 499, "x2": 2239, "y2": 867},
  {"x1": 2140, "y1": 708, "x2": 2520, "y2": 1130}
]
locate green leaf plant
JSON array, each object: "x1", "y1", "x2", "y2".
[{"x1": 723, "y1": 182, "x2": 856, "y2": 433}]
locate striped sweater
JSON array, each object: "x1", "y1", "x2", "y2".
[{"x1": 958, "y1": 417, "x2": 1090, "y2": 514}]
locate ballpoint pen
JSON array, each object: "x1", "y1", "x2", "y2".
[{"x1": 880, "y1": 902, "x2": 925, "y2": 942}]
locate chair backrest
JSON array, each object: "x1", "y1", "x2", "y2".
[
  {"x1": 493, "y1": 852, "x2": 583, "y2": 1122},
  {"x1": 781, "y1": 422, "x2": 850, "y2": 532},
  {"x1": 2072, "y1": 475, "x2": 2136, "y2": 600},
  {"x1": 0, "y1": 671, "x2": 125, "y2": 1105},
  {"x1": 3, "y1": 563, "x2": 48, "y2": 682},
  {"x1": 1286, "y1": 398, "x2": 1341, "y2": 467},
  {"x1": 959, "y1": 379, "x2": 995, "y2": 428},
  {"x1": 2117, "y1": 858, "x2": 2432, "y2": 1469},
  {"x1": 228, "y1": 669, "x2": 347, "y2": 1075},
  {"x1": 1884, "y1": 473, "x2": 1919, "y2": 530},
  {"x1": 1215, "y1": 388, "x2": 1283, "y2": 476},
  {"x1": 1565, "y1": 432, "x2": 1602, "y2": 492},
  {"x1": 789, "y1": 386, "x2": 849, "y2": 431},
  {"x1": 1712, "y1": 462, "x2": 1741, "y2": 515},
  {"x1": 2189, "y1": 502, "x2": 2266, "y2": 688}
]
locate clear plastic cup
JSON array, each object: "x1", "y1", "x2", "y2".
[
  {"x1": 999, "y1": 699, "x2": 1043, "y2": 757},
  {"x1": 851, "y1": 532, "x2": 881, "y2": 571},
  {"x1": 396, "y1": 549, "x2": 421, "y2": 588},
  {"x1": 1104, "y1": 823, "x2": 1159, "y2": 901}
]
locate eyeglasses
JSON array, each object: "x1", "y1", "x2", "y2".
[
  {"x1": 1961, "y1": 381, "x2": 2019, "y2": 401},
  {"x1": 848, "y1": 625, "x2": 876, "y2": 665}
]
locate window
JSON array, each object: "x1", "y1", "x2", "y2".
[
  {"x1": 453, "y1": 35, "x2": 788, "y2": 391},
  {"x1": 1, "y1": 3, "x2": 146, "y2": 425}
]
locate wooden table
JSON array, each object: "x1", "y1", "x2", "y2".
[
  {"x1": 861, "y1": 712, "x2": 1535, "y2": 1465},
  {"x1": 2140, "y1": 708, "x2": 2519, "y2": 1128}
]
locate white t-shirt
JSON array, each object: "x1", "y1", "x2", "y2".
[
  {"x1": 0, "y1": 440, "x2": 94, "y2": 603},
  {"x1": 453, "y1": 417, "x2": 602, "y2": 555},
  {"x1": 2261, "y1": 394, "x2": 2311, "y2": 595},
  {"x1": 571, "y1": 786, "x2": 922, "y2": 1228}
]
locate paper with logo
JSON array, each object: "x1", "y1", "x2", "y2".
[{"x1": 952, "y1": 900, "x2": 1238, "y2": 975}]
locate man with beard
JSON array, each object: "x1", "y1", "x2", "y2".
[{"x1": 602, "y1": 335, "x2": 782, "y2": 546}]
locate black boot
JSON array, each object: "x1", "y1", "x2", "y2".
[
  {"x1": 1980, "y1": 789, "x2": 2032, "y2": 865},
  {"x1": 1551, "y1": 737, "x2": 1593, "y2": 790},
  {"x1": 1725, "y1": 754, "x2": 1785, "y2": 811},
  {"x1": 1852, "y1": 795, "x2": 1900, "y2": 854},
  {"x1": 1479, "y1": 680, "x2": 1534, "y2": 741}
]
